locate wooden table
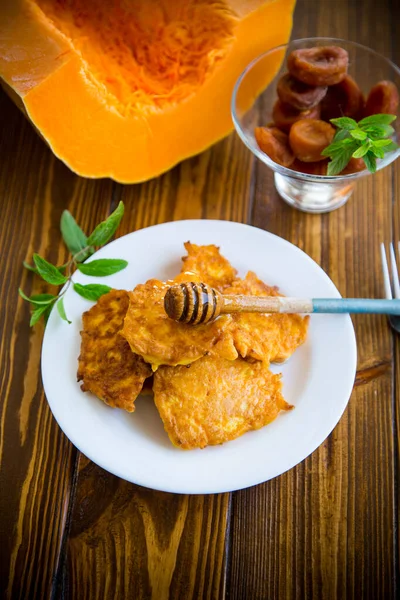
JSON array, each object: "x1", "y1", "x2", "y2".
[{"x1": 1, "y1": 0, "x2": 399, "y2": 598}]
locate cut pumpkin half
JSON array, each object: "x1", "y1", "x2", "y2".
[{"x1": 0, "y1": 0, "x2": 296, "y2": 182}]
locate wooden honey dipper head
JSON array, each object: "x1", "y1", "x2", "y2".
[{"x1": 164, "y1": 282, "x2": 223, "y2": 325}]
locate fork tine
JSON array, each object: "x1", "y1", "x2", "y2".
[
  {"x1": 390, "y1": 242, "x2": 400, "y2": 299},
  {"x1": 381, "y1": 243, "x2": 393, "y2": 299}
]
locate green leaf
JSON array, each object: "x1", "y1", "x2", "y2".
[
  {"x1": 371, "y1": 146, "x2": 385, "y2": 159},
  {"x1": 358, "y1": 113, "x2": 397, "y2": 127},
  {"x1": 350, "y1": 129, "x2": 367, "y2": 141},
  {"x1": 30, "y1": 304, "x2": 50, "y2": 327},
  {"x1": 352, "y1": 145, "x2": 369, "y2": 158},
  {"x1": 60, "y1": 210, "x2": 88, "y2": 257},
  {"x1": 19, "y1": 289, "x2": 55, "y2": 305},
  {"x1": 363, "y1": 151, "x2": 377, "y2": 173},
  {"x1": 23, "y1": 261, "x2": 38, "y2": 274},
  {"x1": 43, "y1": 305, "x2": 53, "y2": 324},
  {"x1": 56, "y1": 298, "x2": 71, "y2": 323},
  {"x1": 77, "y1": 258, "x2": 128, "y2": 277},
  {"x1": 73, "y1": 283, "x2": 112, "y2": 301},
  {"x1": 330, "y1": 117, "x2": 358, "y2": 130},
  {"x1": 364, "y1": 124, "x2": 395, "y2": 138},
  {"x1": 33, "y1": 254, "x2": 68, "y2": 286},
  {"x1": 86, "y1": 201, "x2": 125, "y2": 247},
  {"x1": 373, "y1": 138, "x2": 394, "y2": 148},
  {"x1": 383, "y1": 140, "x2": 399, "y2": 153},
  {"x1": 333, "y1": 128, "x2": 351, "y2": 142}
]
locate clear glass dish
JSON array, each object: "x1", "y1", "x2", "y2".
[{"x1": 231, "y1": 37, "x2": 400, "y2": 213}]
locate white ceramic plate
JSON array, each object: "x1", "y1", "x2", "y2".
[{"x1": 42, "y1": 220, "x2": 357, "y2": 494}]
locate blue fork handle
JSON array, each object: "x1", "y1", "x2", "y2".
[{"x1": 312, "y1": 298, "x2": 400, "y2": 314}]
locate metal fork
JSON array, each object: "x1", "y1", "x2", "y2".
[{"x1": 381, "y1": 242, "x2": 400, "y2": 332}]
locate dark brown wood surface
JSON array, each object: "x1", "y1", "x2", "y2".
[{"x1": 1, "y1": 0, "x2": 399, "y2": 598}]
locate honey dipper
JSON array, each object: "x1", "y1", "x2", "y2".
[{"x1": 164, "y1": 282, "x2": 400, "y2": 325}]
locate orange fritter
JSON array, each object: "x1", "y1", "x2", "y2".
[
  {"x1": 122, "y1": 279, "x2": 237, "y2": 369},
  {"x1": 153, "y1": 355, "x2": 292, "y2": 449},
  {"x1": 225, "y1": 272, "x2": 309, "y2": 363},
  {"x1": 181, "y1": 242, "x2": 237, "y2": 290},
  {"x1": 77, "y1": 290, "x2": 152, "y2": 412}
]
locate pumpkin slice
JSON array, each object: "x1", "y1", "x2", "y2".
[{"x1": 0, "y1": 0, "x2": 296, "y2": 183}]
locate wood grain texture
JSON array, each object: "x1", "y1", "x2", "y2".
[
  {"x1": 1, "y1": 0, "x2": 399, "y2": 599},
  {"x1": 227, "y1": 1, "x2": 398, "y2": 599}
]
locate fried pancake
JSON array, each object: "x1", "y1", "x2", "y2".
[
  {"x1": 122, "y1": 279, "x2": 238, "y2": 369},
  {"x1": 225, "y1": 272, "x2": 309, "y2": 363},
  {"x1": 181, "y1": 242, "x2": 237, "y2": 290},
  {"x1": 153, "y1": 355, "x2": 292, "y2": 449},
  {"x1": 77, "y1": 290, "x2": 152, "y2": 412}
]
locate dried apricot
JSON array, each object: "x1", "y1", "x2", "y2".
[
  {"x1": 254, "y1": 126, "x2": 294, "y2": 167},
  {"x1": 291, "y1": 159, "x2": 328, "y2": 175},
  {"x1": 339, "y1": 157, "x2": 365, "y2": 175},
  {"x1": 321, "y1": 75, "x2": 364, "y2": 121},
  {"x1": 277, "y1": 73, "x2": 327, "y2": 110},
  {"x1": 289, "y1": 119, "x2": 335, "y2": 162},
  {"x1": 287, "y1": 46, "x2": 348, "y2": 86},
  {"x1": 364, "y1": 80, "x2": 399, "y2": 117},
  {"x1": 272, "y1": 100, "x2": 321, "y2": 132}
]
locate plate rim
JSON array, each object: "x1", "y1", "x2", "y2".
[{"x1": 41, "y1": 219, "x2": 357, "y2": 494}]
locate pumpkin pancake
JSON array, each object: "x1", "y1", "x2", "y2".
[
  {"x1": 77, "y1": 290, "x2": 152, "y2": 412},
  {"x1": 122, "y1": 278, "x2": 238, "y2": 369},
  {"x1": 181, "y1": 242, "x2": 237, "y2": 290},
  {"x1": 225, "y1": 271, "x2": 309, "y2": 363},
  {"x1": 153, "y1": 355, "x2": 292, "y2": 449}
]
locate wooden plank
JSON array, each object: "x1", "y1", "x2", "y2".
[
  {"x1": 227, "y1": 0, "x2": 397, "y2": 598},
  {"x1": 62, "y1": 133, "x2": 255, "y2": 598},
  {"x1": 0, "y1": 91, "x2": 116, "y2": 598}
]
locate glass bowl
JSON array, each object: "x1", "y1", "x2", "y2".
[{"x1": 231, "y1": 37, "x2": 400, "y2": 213}]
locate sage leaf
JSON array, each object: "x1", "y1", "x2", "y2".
[
  {"x1": 60, "y1": 210, "x2": 88, "y2": 258},
  {"x1": 56, "y1": 298, "x2": 71, "y2": 323},
  {"x1": 86, "y1": 201, "x2": 124, "y2": 247},
  {"x1": 18, "y1": 289, "x2": 55, "y2": 305},
  {"x1": 30, "y1": 304, "x2": 50, "y2": 326},
  {"x1": 74, "y1": 283, "x2": 112, "y2": 301},
  {"x1": 23, "y1": 261, "x2": 38, "y2": 274},
  {"x1": 33, "y1": 254, "x2": 68, "y2": 286},
  {"x1": 77, "y1": 258, "x2": 128, "y2": 277}
]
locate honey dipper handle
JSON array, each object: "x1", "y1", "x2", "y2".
[{"x1": 221, "y1": 296, "x2": 313, "y2": 314}]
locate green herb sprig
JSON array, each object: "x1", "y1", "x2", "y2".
[
  {"x1": 19, "y1": 201, "x2": 127, "y2": 326},
  {"x1": 322, "y1": 114, "x2": 399, "y2": 176}
]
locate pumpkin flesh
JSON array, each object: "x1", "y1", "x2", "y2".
[{"x1": 0, "y1": 0, "x2": 296, "y2": 182}]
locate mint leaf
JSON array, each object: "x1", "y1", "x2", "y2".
[
  {"x1": 333, "y1": 129, "x2": 351, "y2": 142},
  {"x1": 373, "y1": 138, "x2": 393, "y2": 148},
  {"x1": 73, "y1": 283, "x2": 112, "y2": 301},
  {"x1": 60, "y1": 211, "x2": 89, "y2": 259},
  {"x1": 363, "y1": 152, "x2": 377, "y2": 173},
  {"x1": 350, "y1": 129, "x2": 367, "y2": 141},
  {"x1": 383, "y1": 140, "x2": 399, "y2": 153},
  {"x1": 327, "y1": 149, "x2": 353, "y2": 175},
  {"x1": 77, "y1": 258, "x2": 128, "y2": 277},
  {"x1": 330, "y1": 117, "x2": 358, "y2": 130},
  {"x1": 18, "y1": 289, "x2": 55, "y2": 305},
  {"x1": 86, "y1": 201, "x2": 124, "y2": 247},
  {"x1": 364, "y1": 124, "x2": 395, "y2": 138},
  {"x1": 371, "y1": 146, "x2": 385, "y2": 159},
  {"x1": 358, "y1": 114, "x2": 397, "y2": 127},
  {"x1": 30, "y1": 304, "x2": 50, "y2": 326},
  {"x1": 56, "y1": 298, "x2": 71, "y2": 323},
  {"x1": 33, "y1": 254, "x2": 68, "y2": 286},
  {"x1": 352, "y1": 145, "x2": 369, "y2": 158}
]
